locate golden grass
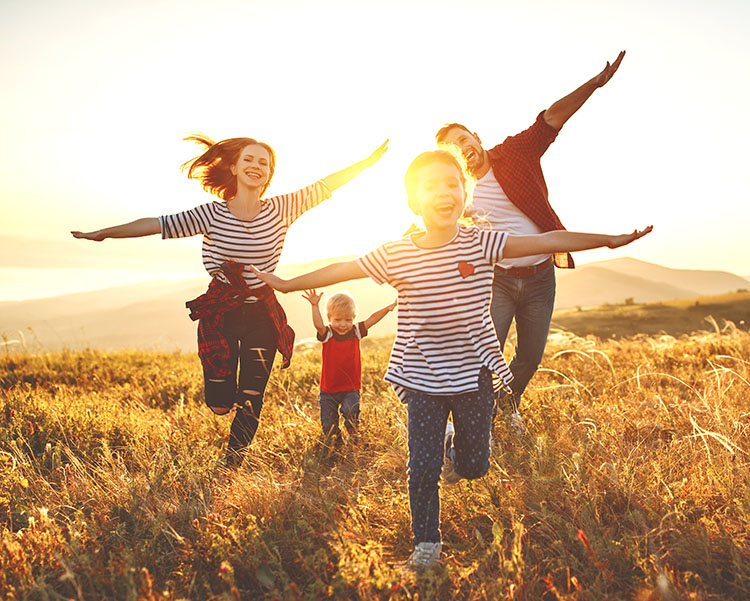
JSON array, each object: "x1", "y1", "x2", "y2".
[{"x1": 1, "y1": 328, "x2": 748, "y2": 600}]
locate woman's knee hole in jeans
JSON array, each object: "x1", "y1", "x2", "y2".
[{"x1": 207, "y1": 378, "x2": 233, "y2": 415}]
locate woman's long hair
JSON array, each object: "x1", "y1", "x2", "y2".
[{"x1": 182, "y1": 134, "x2": 276, "y2": 200}]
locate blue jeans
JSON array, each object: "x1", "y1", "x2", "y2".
[
  {"x1": 319, "y1": 390, "x2": 360, "y2": 436},
  {"x1": 490, "y1": 264, "x2": 556, "y2": 410},
  {"x1": 406, "y1": 369, "x2": 494, "y2": 544}
]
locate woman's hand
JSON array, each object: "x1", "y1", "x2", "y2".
[
  {"x1": 607, "y1": 225, "x2": 653, "y2": 248},
  {"x1": 364, "y1": 139, "x2": 389, "y2": 167}
]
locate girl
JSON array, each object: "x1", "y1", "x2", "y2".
[
  {"x1": 250, "y1": 149, "x2": 652, "y2": 568},
  {"x1": 72, "y1": 134, "x2": 387, "y2": 466}
]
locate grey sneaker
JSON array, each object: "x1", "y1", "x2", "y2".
[
  {"x1": 401, "y1": 542, "x2": 442, "y2": 570},
  {"x1": 508, "y1": 410, "x2": 526, "y2": 436},
  {"x1": 441, "y1": 422, "x2": 461, "y2": 484}
]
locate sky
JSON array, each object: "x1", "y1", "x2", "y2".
[{"x1": 1, "y1": 0, "x2": 749, "y2": 300}]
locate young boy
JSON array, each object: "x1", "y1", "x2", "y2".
[{"x1": 303, "y1": 289, "x2": 396, "y2": 440}]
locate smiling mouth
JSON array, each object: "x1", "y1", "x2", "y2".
[{"x1": 434, "y1": 204, "x2": 455, "y2": 216}]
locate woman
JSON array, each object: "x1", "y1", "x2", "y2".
[{"x1": 72, "y1": 134, "x2": 387, "y2": 466}]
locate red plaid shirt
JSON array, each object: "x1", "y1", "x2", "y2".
[
  {"x1": 186, "y1": 262, "x2": 295, "y2": 379},
  {"x1": 487, "y1": 111, "x2": 574, "y2": 268}
]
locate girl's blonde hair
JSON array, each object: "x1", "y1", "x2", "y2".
[{"x1": 326, "y1": 291, "x2": 357, "y2": 317}]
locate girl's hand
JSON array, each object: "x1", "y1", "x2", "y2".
[
  {"x1": 365, "y1": 139, "x2": 389, "y2": 167},
  {"x1": 607, "y1": 225, "x2": 653, "y2": 248},
  {"x1": 302, "y1": 289, "x2": 323, "y2": 305},
  {"x1": 249, "y1": 265, "x2": 289, "y2": 292},
  {"x1": 71, "y1": 230, "x2": 106, "y2": 241}
]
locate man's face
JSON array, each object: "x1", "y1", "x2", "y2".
[{"x1": 440, "y1": 127, "x2": 486, "y2": 176}]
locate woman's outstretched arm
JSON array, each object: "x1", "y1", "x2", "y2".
[
  {"x1": 71, "y1": 218, "x2": 161, "y2": 241},
  {"x1": 250, "y1": 260, "x2": 366, "y2": 293},
  {"x1": 321, "y1": 140, "x2": 388, "y2": 191},
  {"x1": 503, "y1": 226, "x2": 652, "y2": 258}
]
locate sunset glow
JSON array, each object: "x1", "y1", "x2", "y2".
[{"x1": 1, "y1": 0, "x2": 749, "y2": 301}]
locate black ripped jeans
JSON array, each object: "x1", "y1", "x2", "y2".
[{"x1": 203, "y1": 302, "x2": 277, "y2": 458}]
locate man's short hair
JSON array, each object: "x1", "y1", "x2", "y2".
[{"x1": 435, "y1": 123, "x2": 473, "y2": 144}]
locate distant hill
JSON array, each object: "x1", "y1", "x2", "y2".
[
  {"x1": 2, "y1": 257, "x2": 748, "y2": 351},
  {"x1": 552, "y1": 290, "x2": 750, "y2": 339},
  {"x1": 564, "y1": 257, "x2": 750, "y2": 299}
]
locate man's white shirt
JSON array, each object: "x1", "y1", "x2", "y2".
[{"x1": 468, "y1": 170, "x2": 551, "y2": 269}]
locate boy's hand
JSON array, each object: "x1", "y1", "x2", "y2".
[
  {"x1": 302, "y1": 289, "x2": 323, "y2": 305},
  {"x1": 607, "y1": 225, "x2": 653, "y2": 248},
  {"x1": 249, "y1": 265, "x2": 289, "y2": 292}
]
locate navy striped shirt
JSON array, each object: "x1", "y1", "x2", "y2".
[
  {"x1": 356, "y1": 225, "x2": 513, "y2": 400},
  {"x1": 158, "y1": 181, "x2": 330, "y2": 292}
]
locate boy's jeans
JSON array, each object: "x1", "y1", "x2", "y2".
[
  {"x1": 490, "y1": 264, "x2": 556, "y2": 410},
  {"x1": 319, "y1": 390, "x2": 360, "y2": 436}
]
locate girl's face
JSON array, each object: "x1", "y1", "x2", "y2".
[
  {"x1": 412, "y1": 161, "x2": 466, "y2": 232},
  {"x1": 231, "y1": 144, "x2": 271, "y2": 191}
]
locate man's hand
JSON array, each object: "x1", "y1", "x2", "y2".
[
  {"x1": 607, "y1": 225, "x2": 653, "y2": 248},
  {"x1": 593, "y1": 50, "x2": 625, "y2": 88}
]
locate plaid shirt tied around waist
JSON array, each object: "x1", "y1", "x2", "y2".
[{"x1": 186, "y1": 262, "x2": 295, "y2": 379}]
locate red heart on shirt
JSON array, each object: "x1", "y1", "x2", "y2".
[{"x1": 458, "y1": 261, "x2": 475, "y2": 278}]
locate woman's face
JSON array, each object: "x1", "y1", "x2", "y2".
[
  {"x1": 231, "y1": 144, "x2": 272, "y2": 191},
  {"x1": 412, "y1": 161, "x2": 466, "y2": 232}
]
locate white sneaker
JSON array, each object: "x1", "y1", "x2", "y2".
[
  {"x1": 402, "y1": 542, "x2": 442, "y2": 570},
  {"x1": 441, "y1": 421, "x2": 461, "y2": 484},
  {"x1": 509, "y1": 410, "x2": 526, "y2": 436}
]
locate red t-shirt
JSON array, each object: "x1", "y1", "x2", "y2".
[{"x1": 318, "y1": 322, "x2": 368, "y2": 393}]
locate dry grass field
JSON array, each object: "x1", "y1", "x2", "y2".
[{"x1": 1, "y1": 321, "x2": 748, "y2": 600}]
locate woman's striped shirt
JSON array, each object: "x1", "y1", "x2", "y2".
[
  {"x1": 355, "y1": 225, "x2": 513, "y2": 401},
  {"x1": 158, "y1": 181, "x2": 330, "y2": 295}
]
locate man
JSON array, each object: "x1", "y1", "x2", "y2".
[{"x1": 435, "y1": 51, "x2": 625, "y2": 432}]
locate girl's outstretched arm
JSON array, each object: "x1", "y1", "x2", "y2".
[
  {"x1": 503, "y1": 226, "x2": 652, "y2": 258},
  {"x1": 250, "y1": 260, "x2": 366, "y2": 293},
  {"x1": 321, "y1": 140, "x2": 388, "y2": 191},
  {"x1": 71, "y1": 218, "x2": 161, "y2": 241}
]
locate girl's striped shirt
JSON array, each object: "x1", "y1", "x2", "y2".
[
  {"x1": 355, "y1": 224, "x2": 513, "y2": 401},
  {"x1": 158, "y1": 181, "x2": 330, "y2": 296}
]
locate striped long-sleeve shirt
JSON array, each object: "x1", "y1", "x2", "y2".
[
  {"x1": 158, "y1": 181, "x2": 331, "y2": 293},
  {"x1": 355, "y1": 225, "x2": 513, "y2": 401}
]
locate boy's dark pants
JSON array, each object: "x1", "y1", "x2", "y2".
[{"x1": 319, "y1": 390, "x2": 360, "y2": 436}]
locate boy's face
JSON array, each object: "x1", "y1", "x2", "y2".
[
  {"x1": 412, "y1": 161, "x2": 466, "y2": 232},
  {"x1": 328, "y1": 309, "x2": 355, "y2": 336}
]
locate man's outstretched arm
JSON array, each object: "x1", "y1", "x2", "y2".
[{"x1": 543, "y1": 51, "x2": 625, "y2": 130}]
